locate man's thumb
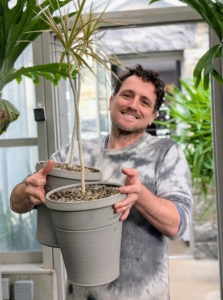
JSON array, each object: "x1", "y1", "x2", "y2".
[{"x1": 40, "y1": 159, "x2": 55, "y2": 177}]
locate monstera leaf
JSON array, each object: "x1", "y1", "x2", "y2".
[
  {"x1": 0, "y1": 97, "x2": 20, "y2": 134},
  {"x1": 149, "y1": 0, "x2": 223, "y2": 90},
  {"x1": 0, "y1": 0, "x2": 78, "y2": 134}
]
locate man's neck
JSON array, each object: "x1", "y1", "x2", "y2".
[{"x1": 106, "y1": 130, "x2": 144, "y2": 150}]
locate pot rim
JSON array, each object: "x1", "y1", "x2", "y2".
[
  {"x1": 36, "y1": 161, "x2": 102, "y2": 180},
  {"x1": 45, "y1": 181, "x2": 126, "y2": 211}
]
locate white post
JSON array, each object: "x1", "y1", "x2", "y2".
[{"x1": 0, "y1": 255, "x2": 3, "y2": 300}]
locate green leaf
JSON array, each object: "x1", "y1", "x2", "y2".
[
  {"x1": 193, "y1": 44, "x2": 221, "y2": 88},
  {"x1": 149, "y1": 0, "x2": 159, "y2": 4},
  {"x1": 211, "y1": 68, "x2": 223, "y2": 85},
  {"x1": 0, "y1": 97, "x2": 20, "y2": 134},
  {"x1": 4, "y1": 63, "x2": 78, "y2": 87},
  {"x1": 0, "y1": 0, "x2": 76, "y2": 92}
]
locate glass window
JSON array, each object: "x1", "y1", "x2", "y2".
[
  {"x1": 64, "y1": 57, "x2": 111, "y2": 141},
  {"x1": 0, "y1": 146, "x2": 41, "y2": 252},
  {"x1": 64, "y1": 0, "x2": 186, "y2": 14},
  {"x1": 0, "y1": 44, "x2": 37, "y2": 139}
]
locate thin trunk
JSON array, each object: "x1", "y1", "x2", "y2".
[
  {"x1": 67, "y1": 55, "x2": 85, "y2": 195},
  {"x1": 68, "y1": 73, "x2": 81, "y2": 166}
]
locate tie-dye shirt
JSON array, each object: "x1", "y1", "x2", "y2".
[{"x1": 51, "y1": 132, "x2": 193, "y2": 300}]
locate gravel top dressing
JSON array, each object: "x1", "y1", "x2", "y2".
[
  {"x1": 40, "y1": 162, "x2": 100, "y2": 173},
  {"x1": 49, "y1": 184, "x2": 120, "y2": 202}
]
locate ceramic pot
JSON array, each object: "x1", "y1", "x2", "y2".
[
  {"x1": 35, "y1": 161, "x2": 102, "y2": 247},
  {"x1": 46, "y1": 182, "x2": 125, "y2": 286}
]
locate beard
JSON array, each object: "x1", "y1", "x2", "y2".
[{"x1": 111, "y1": 116, "x2": 147, "y2": 137}]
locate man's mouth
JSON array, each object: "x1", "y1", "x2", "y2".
[{"x1": 122, "y1": 112, "x2": 139, "y2": 119}]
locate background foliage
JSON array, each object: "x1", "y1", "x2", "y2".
[{"x1": 155, "y1": 78, "x2": 215, "y2": 220}]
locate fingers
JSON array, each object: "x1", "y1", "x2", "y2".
[
  {"x1": 25, "y1": 183, "x2": 46, "y2": 205},
  {"x1": 119, "y1": 184, "x2": 141, "y2": 195},
  {"x1": 120, "y1": 208, "x2": 130, "y2": 221},
  {"x1": 29, "y1": 195, "x2": 44, "y2": 206},
  {"x1": 114, "y1": 193, "x2": 137, "y2": 211},
  {"x1": 122, "y1": 168, "x2": 139, "y2": 177},
  {"x1": 25, "y1": 176, "x2": 46, "y2": 188},
  {"x1": 40, "y1": 159, "x2": 55, "y2": 177}
]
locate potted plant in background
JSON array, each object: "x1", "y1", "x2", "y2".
[
  {"x1": 155, "y1": 78, "x2": 217, "y2": 258},
  {"x1": 34, "y1": 0, "x2": 126, "y2": 286},
  {"x1": 0, "y1": 0, "x2": 78, "y2": 135}
]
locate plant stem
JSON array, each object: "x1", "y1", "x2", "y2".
[{"x1": 67, "y1": 55, "x2": 85, "y2": 195}]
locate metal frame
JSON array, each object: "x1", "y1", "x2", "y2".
[{"x1": 210, "y1": 29, "x2": 223, "y2": 298}]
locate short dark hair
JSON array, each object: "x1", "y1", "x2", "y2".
[{"x1": 113, "y1": 64, "x2": 165, "y2": 112}]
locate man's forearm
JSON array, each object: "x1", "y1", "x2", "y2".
[
  {"x1": 135, "y1": 185, "x2": 180, "y2": 237},
  {"x1": 10, "y1": 183, "x2": 35, "y2": 213}
]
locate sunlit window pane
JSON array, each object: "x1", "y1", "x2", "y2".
[
  {"x1": 0, "y1": 146, "x2": 42, "y2": 252},
  {"x1": 0, "y1": 44, "x2": 37, "y2": 139}
]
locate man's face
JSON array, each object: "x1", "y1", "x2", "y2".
[{"x1": 109, "y1": 75, "x2": 158, "y2": 134}]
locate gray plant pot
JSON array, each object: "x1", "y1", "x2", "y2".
[
  {"x1": 46, "y1": 182, "x2": 125, "y2": 286},
  {"x1": 35, "y1": 161, "x2": 102, "y2": 248}
]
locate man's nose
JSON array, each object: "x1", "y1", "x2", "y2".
[{"x1": 127, "y1": 97, "x2": 138, "y2": 110}]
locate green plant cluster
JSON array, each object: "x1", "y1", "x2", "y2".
[{"x1": 154, "y1": 78, "x2": 215, "y2": 219}]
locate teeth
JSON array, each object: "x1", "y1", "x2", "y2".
[{"x1": 123, "y1": 113, "x2": 136, "y2": 119}]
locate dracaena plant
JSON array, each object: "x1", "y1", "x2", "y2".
[
  {"x1": 149, "y1": 0, "x2": 223, "y2": 90},
  {"x1": 37, "y1": 0, "x2": 120, "y2": 194},
  {"x1": 154, "y1": 78, "x2": 215, "y2": 220},
  {"x1": 0, "y1": 0, "x2": 77, "y2": 134}
]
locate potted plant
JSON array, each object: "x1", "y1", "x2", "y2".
[
  {"x1": 34, "y1": 0, "x2": 126, "y2": 285},
  {"x1": 0, "y1": 0, "x2": 79, "y2": 135}
]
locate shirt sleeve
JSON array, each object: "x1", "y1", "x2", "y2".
[{"x1": 156, "y1": 143, "x2": 193, "y2": 241}]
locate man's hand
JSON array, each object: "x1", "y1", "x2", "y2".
[
  {"x1": 114, "y1": 168, "x2": 142, "y2": 221},
  {"x1": 25, "y1": 160, "x2": 54, "y2": 206}
]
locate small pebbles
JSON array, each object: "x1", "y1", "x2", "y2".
[
  {"x1": 50, "y1": 184, "x2": 119, "y2": 202},
  {"x1": 40, "y1": 162, "x2": 99, "y2": 173}
]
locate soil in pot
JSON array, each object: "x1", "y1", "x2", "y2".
[
  {"x1": 39, "y1": 161, "x2": 100, "y2": 174},
  {"x1": 49, "y1": 184, "x2": 119, "y2": 202}
]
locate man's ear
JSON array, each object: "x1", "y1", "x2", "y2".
[
  {"x1": 109, "y1": 95, "x2": 114, "y2": 110},
  {"x1": 148, "y1": 111, "x2": 158, "y2": 126}
]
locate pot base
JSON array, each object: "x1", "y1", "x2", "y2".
[{"x1": 56, "y1": 221, "x2": 122, "y2": 286}]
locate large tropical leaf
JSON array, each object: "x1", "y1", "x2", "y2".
[
  {"x1": 0, "y1": 98, "x2": 20, "y2": 134},
  {"x1": 0, "y1": 0, "x2": 75, "y2": 82},
  {"x1": 149, "y1": 0, "x2": 223, "y2": 89},
  {"x1": 3, "y1": 63, "x2": 78, "y2": 89},
  {"x1": 0, "y1": 0, "x2": 78, "y2": 134}
]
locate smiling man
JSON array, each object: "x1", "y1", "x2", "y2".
[{"x1": 10, "y1": 64, "x2": 193, "y2": 300}]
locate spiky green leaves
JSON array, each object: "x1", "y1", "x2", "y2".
[
  {"x1": 0, "y1": 97, "x2": 20, "y2": 134},
  {"x1": 37, "y1": 0, "x2": 118, "y2": 75}
]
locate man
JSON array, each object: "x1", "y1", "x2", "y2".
[{"x1": 10, "y1": 64, "x2": 193, "y2": 300}]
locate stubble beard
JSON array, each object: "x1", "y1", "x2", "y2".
[{"x1": 111, "y1": 117, "x2": 147, "y2": 138}]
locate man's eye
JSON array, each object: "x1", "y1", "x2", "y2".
[
  {"x1": 123, "y1": 94, "x2": 131, "y2": 98},
  {"x1": 142, "y1": 100, "x2": 149, "y2": 106}
]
